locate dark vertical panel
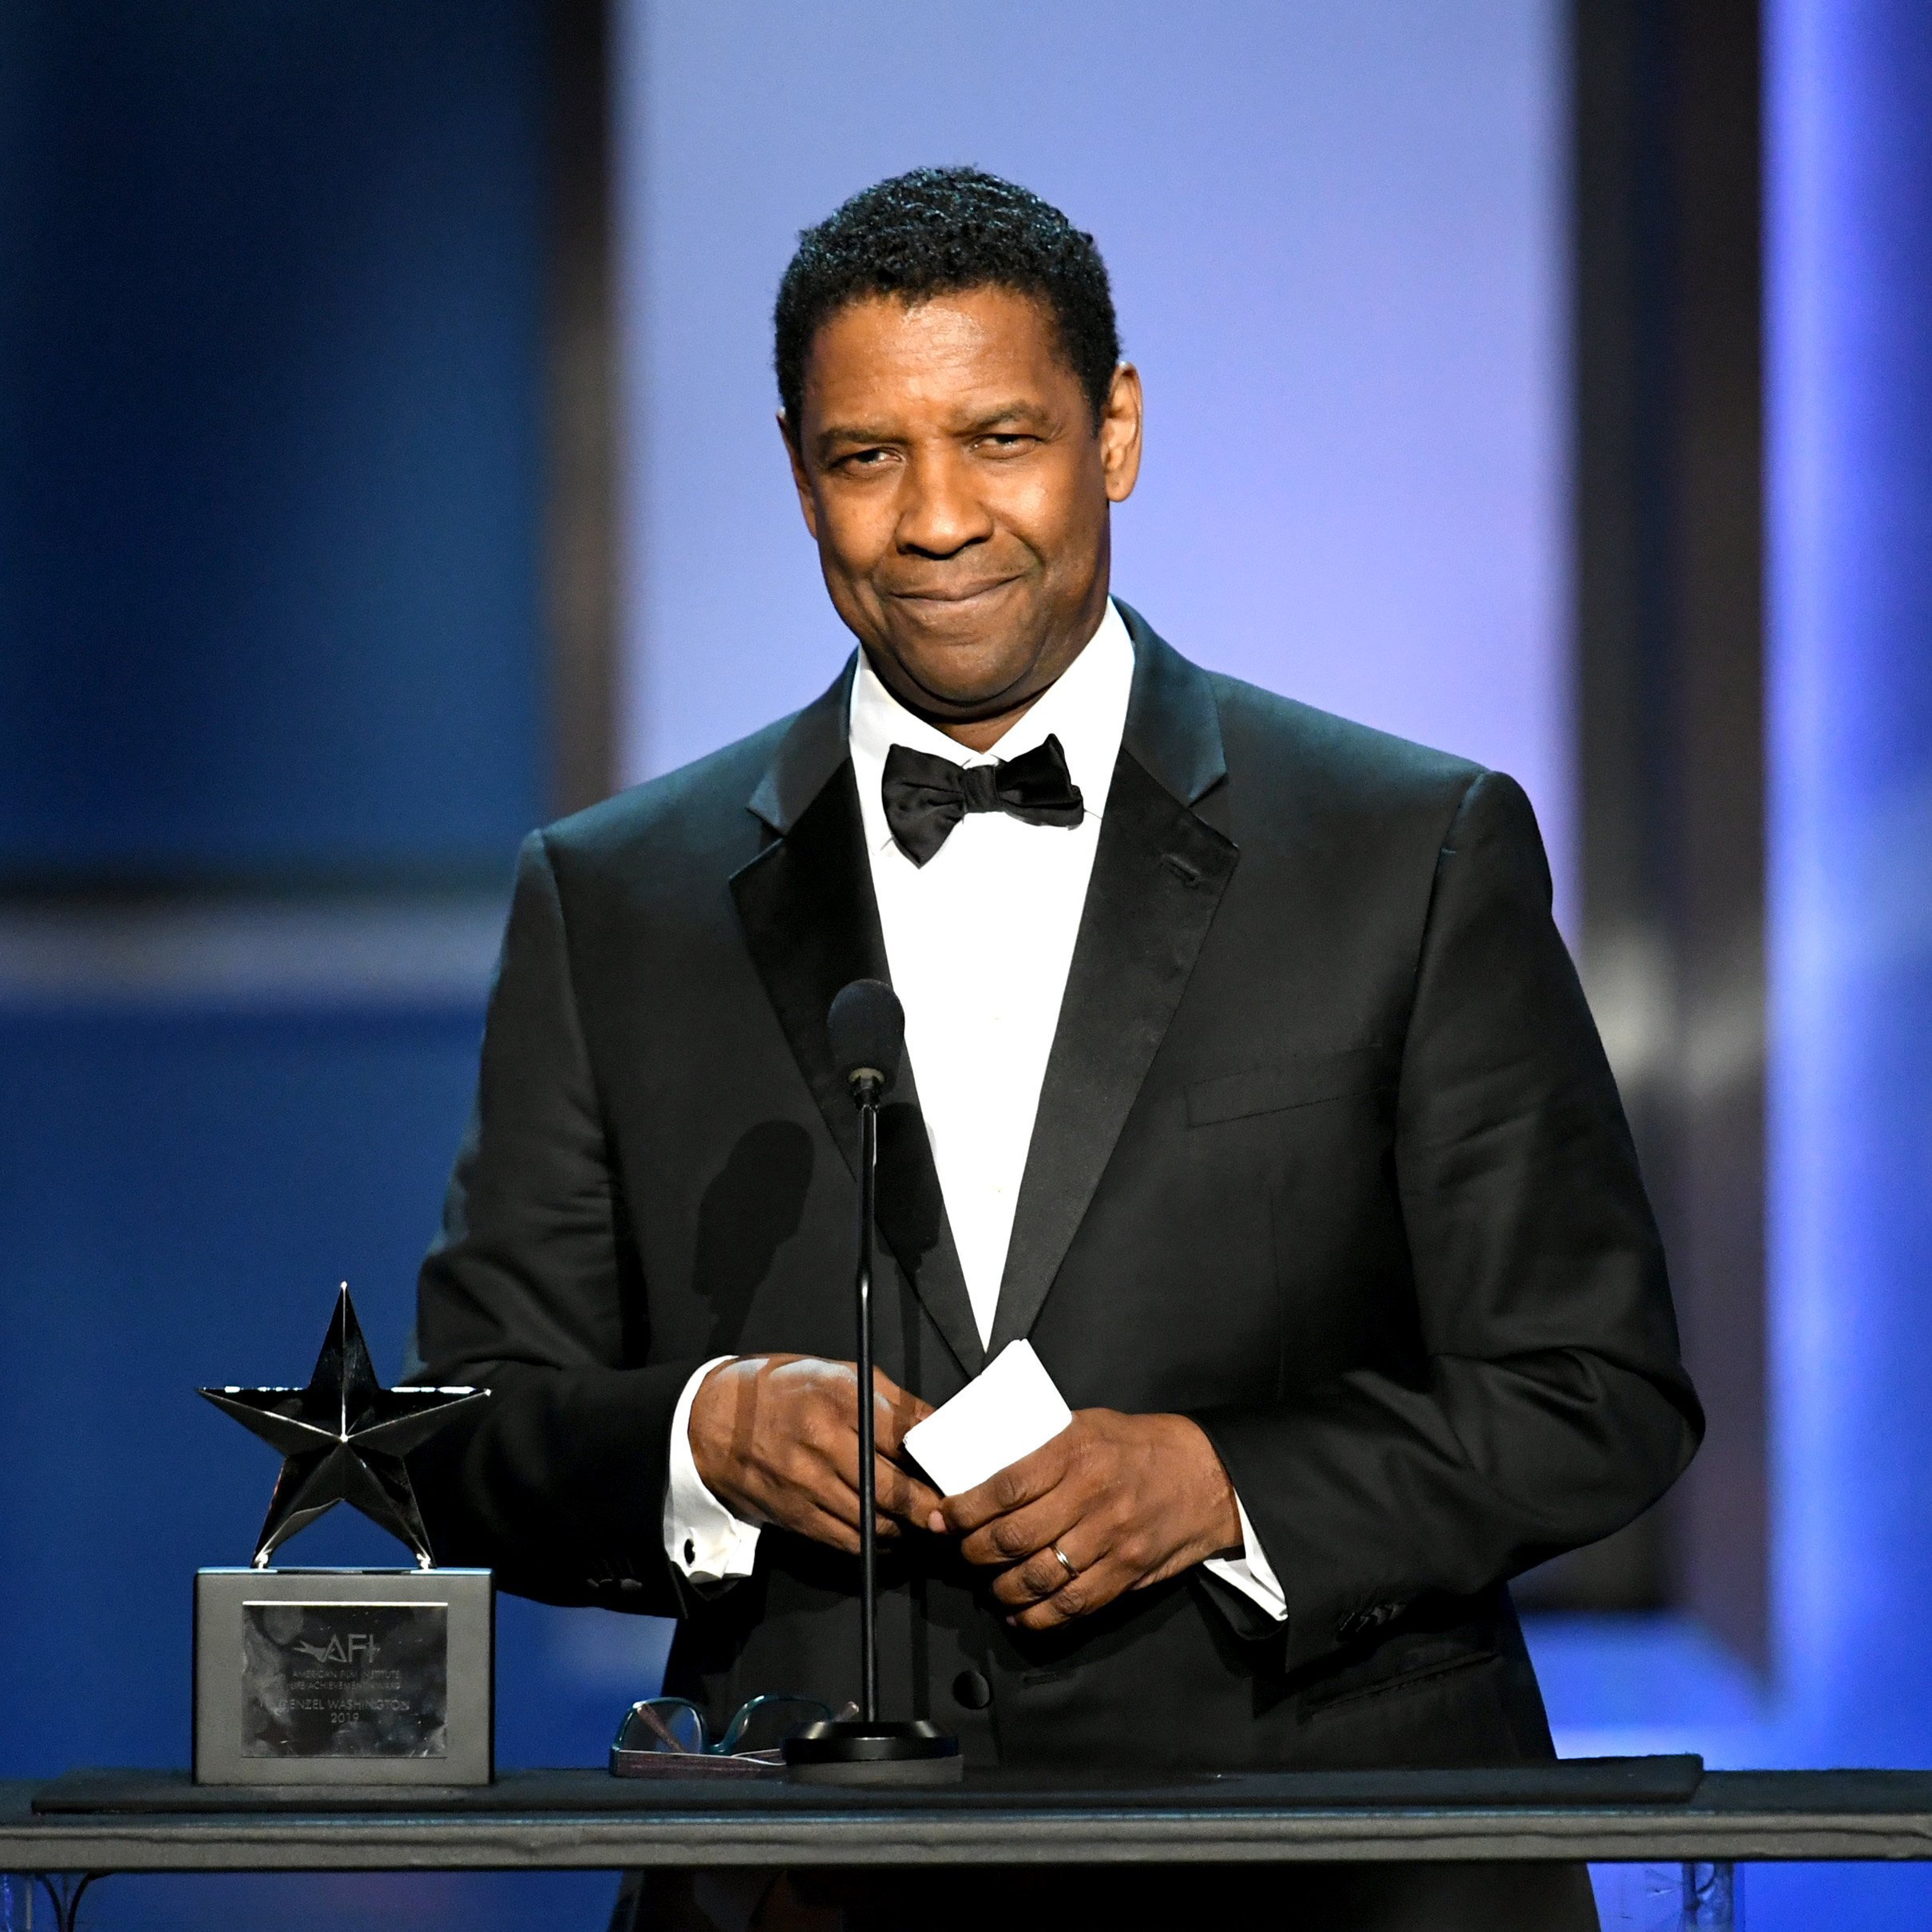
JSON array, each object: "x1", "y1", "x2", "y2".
[
  {"x1": 1670, "y1": 0, "x2": 1768, "y2": 1673},
  {"x1": 1528, "y1": 0, "x2": 1766, "y2": 1659},
  {"x1": 1518, "y1": 0, "x2": 1661, "y2": 1618},
  {"x1": 546, "y1": 0, "x2": 620, "y2": 817}
]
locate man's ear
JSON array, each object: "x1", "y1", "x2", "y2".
[
  {"x1": 1099, "y1": 363, "x2": 1144, "y2": 505},
  {"x1": 778, "y1": 412, "x2": 820, "y2": 539}
]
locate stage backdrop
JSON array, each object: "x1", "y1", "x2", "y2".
[
  {"x1": 0, "y1": 6, "x2": 626, "y2": 1928},
  {"x1": 615, "y1": 0, "x2": 1574, "y2": 924}
]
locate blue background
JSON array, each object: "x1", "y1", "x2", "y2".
[
  {"x1": 0, "y1": 2, "x2": 639, "y2": 1923},
  {"x1": 4, "y1": 2, "x2": 1932, "y2": 1927},
  {"x1": 0, "y1": 0, "x2": 544, "y2": 877}
]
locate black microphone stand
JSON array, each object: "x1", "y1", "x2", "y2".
[
  {"x1": 784, "y1": 980, "x2": 962, "y2": 1786},
  {"x1": 853, "y1": 1070, "x2": 883, "y2": 1721}
]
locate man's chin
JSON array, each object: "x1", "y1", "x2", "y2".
[
  {"x1": 877, "y1": 650, "x2": 1039, "y2": 722},
  {"x1": 869, "y1": 625, "x2": 1045, "y2": 721}
]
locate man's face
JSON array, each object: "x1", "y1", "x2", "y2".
[{"x1": 785, "y1": 285, "x2": 1142, "y2": 743}]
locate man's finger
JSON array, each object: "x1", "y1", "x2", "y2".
[
  {"x1": 791, "y1": 1499, "x2": 863, "y2": 1555},
  {"x1": 872, "y1": 1455, "x2": 944, "y2": 1525},
  {"x1": 935, "y1": 1431, "x2": 1074, "y2": 1535},
  {"x1": 957, "y1": 1490, "x2": 1084, "y2": 1570},
  {"x1": 989, "y1": 1532, "x2": 1098, "y2": 1607},
  {"x1": 1008, "y1": 1554, "x2": 1130, "y2": 1631},
  {"x1": 806, "y1": 1431, "x2": 941, "y2": 1522},
  {"x1": 870, "y1": 1370, "x2": 935, "y2": 1448},
  {"x1": 807, "y1": 1418, "x2": 942, "y2": 1522},
  {"x1": 782, "y1": 1463, "x2": 905, "y2": 1537}
]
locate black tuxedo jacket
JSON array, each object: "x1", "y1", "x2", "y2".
[{"x1": 409, "y1": 606, "x2": 1701, "y2": 1773}]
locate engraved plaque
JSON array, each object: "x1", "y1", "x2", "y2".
[
  {"x1": 242, "y1": 1601, "x2": 449, "y2": 1759},
  {"x1": 196, "y1": 1567, "x2": 492, "y2": 1785}
]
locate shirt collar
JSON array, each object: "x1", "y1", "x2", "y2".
[{"x1": 848, "y1": 597, "x2": 1135, "y2": 842}]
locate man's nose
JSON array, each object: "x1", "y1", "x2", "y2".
[{"x1": 895, "y1": 449, "x2": 993, "y2": 556}]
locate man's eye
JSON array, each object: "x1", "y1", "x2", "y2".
[
  {"x1": 980, "y1": 434, "x2": 1031, "y2": 450},
  {"x1": 838, "y1": 449, "x2": 893, "y2": 470}
]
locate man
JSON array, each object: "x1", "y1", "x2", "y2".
[{"x1": 410, "y1": 168, "x2": 1700, "y2": 1929}]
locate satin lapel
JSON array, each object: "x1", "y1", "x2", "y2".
[
  {"x1": 730, "y1": 713, "x2": 984, "y2": 1378},
  {"x1": 987, "y1": 623, "x2": 1237, "y2": 1356}
]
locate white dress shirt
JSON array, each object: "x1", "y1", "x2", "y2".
[{"x1": 663, "y1": 600, "x2": 1285, "y2": 1619}]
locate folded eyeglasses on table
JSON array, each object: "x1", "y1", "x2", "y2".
[{"x1": 610, "y1": 1695, "x2": 841, "y2": 1778}]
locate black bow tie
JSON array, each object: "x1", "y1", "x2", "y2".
[{"x1": 880, "y1": 734, "x2": 1086, "y2": 867}]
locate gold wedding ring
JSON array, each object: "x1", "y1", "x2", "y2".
[{"x1": 1050, "y1": 1541, "x2": 1079, "y2": 1582}]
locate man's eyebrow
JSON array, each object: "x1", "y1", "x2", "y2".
[
  {"x1": 813, "y1": 400, "x2": 1053, "y2": 456},
  {"x1": 961, "y1": 400, "x2": 1050, "y2": 431},
  {"x1": 814, "y1": 422, "x2": 902, "y2": 457},
  {"x1": 818, "y1": 422, "x2": 899, "y2": 447}
]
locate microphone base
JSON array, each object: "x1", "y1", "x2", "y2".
[{"x1": 782, "y1": 1719, "x2": 965, "y2": 1786}]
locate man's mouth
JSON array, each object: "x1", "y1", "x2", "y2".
[{"x1": 888, "y1": 576, "x2": 1020, "y2": 607}]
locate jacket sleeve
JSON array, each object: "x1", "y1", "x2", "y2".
[
  {"x1": 405, "y1": 830, "x2": 701, "y2": 1614},
  {"x1": 1190, "y1": 769, "x2": 1704, "y2": 1673}
]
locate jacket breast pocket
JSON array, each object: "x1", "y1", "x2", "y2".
[{"x1": 1186, "y1": 1046, "x2": 1392, "y2": 1128}]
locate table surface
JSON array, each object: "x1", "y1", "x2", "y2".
[{"x1": 6, "y1": 1768, "x2": 1932, "y2": 1872}]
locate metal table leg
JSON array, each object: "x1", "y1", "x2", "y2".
[
  {"x1": 1681, "y1": 1860, "x2": 1736, "y2": 1929},
  {"x1": 0, "y1": 1872, "x2": 101, "y2": 1932}
]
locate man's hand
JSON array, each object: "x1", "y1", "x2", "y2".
[
  {"x1": 932, "y1": 1410, "x2": 1242, "y2": 1630},
  {"x1": 689, "y1": 1354, "x2": 942, "y2": 1554}
]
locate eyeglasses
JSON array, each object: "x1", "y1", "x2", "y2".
[{"x1": 610, "y1": 1694, "x2": 834, "y2": 1779}]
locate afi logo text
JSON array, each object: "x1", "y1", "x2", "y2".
[{"x1": 291, "y1": 1633, "x2": 375, "y2": 1665}]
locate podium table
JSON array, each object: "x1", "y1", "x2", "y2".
[{"x1": 7, "y1": 1764, "x2": 1932, "y2": 1930}]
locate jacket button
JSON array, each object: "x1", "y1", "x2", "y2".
[{"x1": 952, "y1": 1669, "x2": 992, "y2": 1710}]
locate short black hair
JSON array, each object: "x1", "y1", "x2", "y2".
[{"x1": 774, "y1": 166, "x2": 1121, "y2": 432}]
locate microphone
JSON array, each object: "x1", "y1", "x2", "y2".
[
  {"x1": 782, "y1": 980, "x2": 961, "y2": 1786},
  {"x1": 828, "y1": 977, "x2": 903, "y2": 1105}
]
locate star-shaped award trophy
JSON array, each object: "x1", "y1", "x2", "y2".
[{"x1": 192, "y1": 1285, "x2": 496, "y2": 1787}]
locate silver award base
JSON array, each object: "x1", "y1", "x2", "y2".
[{"x1": 194, "y1": 1567, "x2": 493, "y2": 1786}]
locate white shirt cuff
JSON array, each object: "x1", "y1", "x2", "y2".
[
  {"x1": 663, "y1": 1356, "x2": 762, "y2": 1586},
  {"x1": 1202, "y1": 1493, "x2": 1287, "y2": 1621}
]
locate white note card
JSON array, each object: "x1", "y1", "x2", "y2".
[{"x1": 903, "y1": 1340, "x2": 1074, "y2": 1497}]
